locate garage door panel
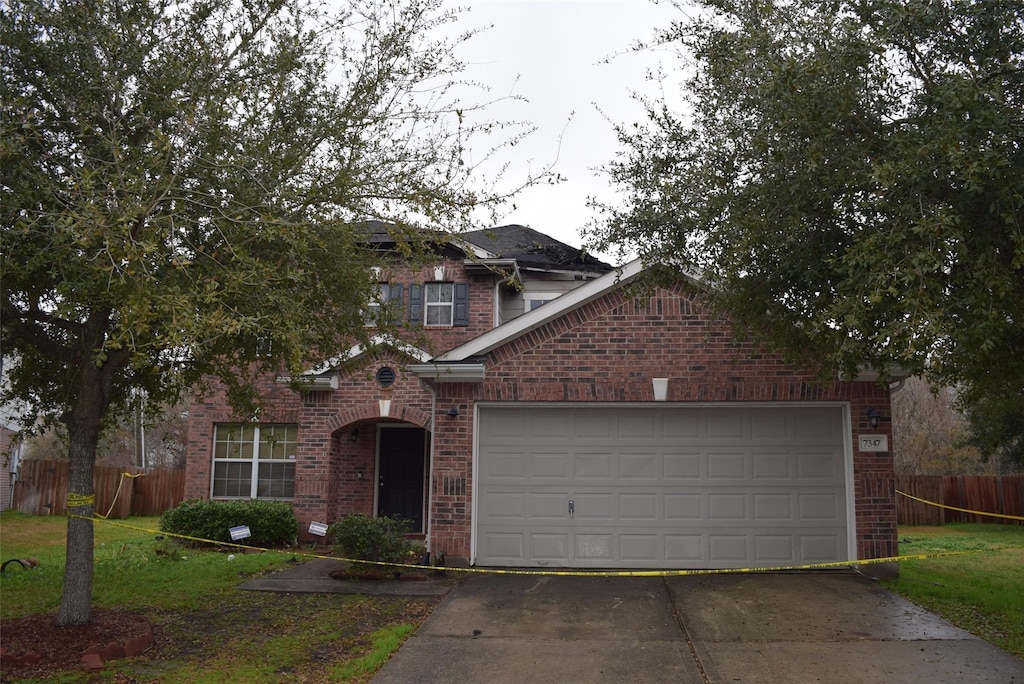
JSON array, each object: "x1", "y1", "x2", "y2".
[
  {"x1": 575, "y1": 452, "x2": 614, "y2": 478},
  {"x1": 618, "y1": 412, "x2": 657, "y2": 439},
  {"x1": 664, "y1": 452, "x2": 702, "y2": 479},
  {"x1": 531, "y1": 533, "x2": 569, "y2": 561},
  {"x1": 798, "y1": 493, "x2": 840, "y2": 520},
  {"x1": 709, "y1": 535, "x2": 749, "y2": 561},
  {"x1": 796, "y1": 452, "x2": 843, "y2": 480},
  {"x1": 619, "y1": 534, "x2": 658, "y2": 561},
  {"x1": 482, "y1": 532, "x2": 524, "y2": 560},
  {"x1": 755, "y1": 535, "x2": 795, "y2": 562},
  {"x1": 665, "y1": 493, "x2": 703, "y2": 519},
  {"x1": 476, "y1": 406, "x2": 848, "y2": 569},
  {"x1": 620, "y1": 493, "x2": 658, "y2": 519},
  {"x1": 752, "y1": 452, "x2": 792, "y2": 479},
  {"x1": 706, "y1": 411, "x2": 746, "y2": 439},
  {"x1": 575, "y1": 534, "x2": 613, "y2": 560},
  {"x1": 666, "y1": 534, "x2": 704, "y2": 561},
  {"x1": 708, "y1": 493, "x2": 747, "y2": 520},
  {"x1": 753, "y1": 493, "x2": 793, "y2": 520},
  {"x1": 486, "y1": 451, "x2": 527, "y2": 478},
  {"x1": 800, "y1": 535, "x2": 841, "y2": 561},
  {"x1": 619, "y1": 451, "x2": 660, "y2": 478}
]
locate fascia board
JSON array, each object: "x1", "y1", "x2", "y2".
[
  {"x1": 290, "y1": 335, "x2": 432, "y2": 380},
  {"x1": 408, "y1": 363, "x2": 486, "y2": 383},
  {"x1": 463, "y1": 258, "x2": 522, "y2": 286},
  {"x1": 839, "y1": 366, "x2": 913, "y2": 382}
]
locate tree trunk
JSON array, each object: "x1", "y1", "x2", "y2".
[{"x1": 54, "y1": 357, "x2": 112, "y2": 627}]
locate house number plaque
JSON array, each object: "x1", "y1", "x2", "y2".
[{"x1": 858, "y1": 435, "x2": 888, "y2": 452}]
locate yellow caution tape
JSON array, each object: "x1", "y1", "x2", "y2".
[
  {"x1": 72, "y1": 515, "x2": 1013, "y2": 578},
  {"x1": 66, "y1": 493, "x2": 95, "y2": 508},
  {"x1": 897, "y1": 490, "x2": 1024, "y2": 521}
]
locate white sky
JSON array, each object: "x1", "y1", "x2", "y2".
[{"x1": 445, "y1": 0, "x2": 691, "y2": 254}]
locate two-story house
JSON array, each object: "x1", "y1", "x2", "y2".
[{"x1": 183, "y1": 223, "x2": 900, "y2": 572}]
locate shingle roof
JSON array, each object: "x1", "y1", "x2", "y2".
[{"x1": 461, "y1": 225, "x2": 612, "y2": 273}]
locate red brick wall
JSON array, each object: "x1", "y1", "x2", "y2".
[
  {"x1": 428, "y1": 283, "x2": 897, "y2": 563},
  {"x1": 185, "y1": 274, "x2": 898, "y2": 566},
  {"x1": 183, "y1": 254, "x2": 500, "y2": 512}
]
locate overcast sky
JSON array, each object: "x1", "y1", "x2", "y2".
[{"x1": 445, "y1": 0, "x2": 692, "y2": 254}]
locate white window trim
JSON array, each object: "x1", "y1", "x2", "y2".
[
  {"x1": 211, "y1": 423, "x2": 297, "y2": 500},
  {"x1": 424, "y1": 282, "x2": 454, "y2": 327}
]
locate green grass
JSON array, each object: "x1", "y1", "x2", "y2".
[
  {"x1": 330, "y1": 624, "x2": 415, "y2": 681},
  {"x1": 0, "y1": 511, "x2": 292, "y2": 615},
  {"x1": 0, "y1": 511, "x2": 435, "y2": 682},
  {"x1": 883, "y1": 523, "x2": 1024, "y2": 659}
]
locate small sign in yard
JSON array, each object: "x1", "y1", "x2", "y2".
[
  {"x1": 308, "y1": 521, "x2": 329, "y2": 537},
  {"x1": 229, "y1": 525, "x2": 252, "y2": 541}
]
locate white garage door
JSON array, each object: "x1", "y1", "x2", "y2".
[{"x1": 475, "y1": 405, "x2": 850, "y2": 569}]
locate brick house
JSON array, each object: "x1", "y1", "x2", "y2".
[{"x1": 183, "y1": 224, "x2": 899, "y2": 570}]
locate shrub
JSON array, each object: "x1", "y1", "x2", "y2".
[
  {"x1": 328, "y1": 514, "x2": 414, "y2": 568},
  {"x1": 160, "y1": 499, "x2": 297, "y2": 548}
]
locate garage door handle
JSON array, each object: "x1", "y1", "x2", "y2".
[{"x1": 568, "y1": 499, "x2": 574, "y2": 518}]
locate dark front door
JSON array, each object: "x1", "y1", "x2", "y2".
[{"x1": 377, "y1": 426, "x2": 426, "y2": 532}]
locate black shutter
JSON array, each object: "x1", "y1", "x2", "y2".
[
  {"x1": 388, "y1": 284, "x2": 403, "y2": 324},
  {"x1": 453, "y1": 282, "x2": 469, "y2": 326},
  {"x1": 408, "y1": 284, "x2": 423, "y2": 324}
]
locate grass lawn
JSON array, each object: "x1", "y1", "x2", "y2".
[
  {"x1": 883, "y1": 523, "x2": 1024, "y2": 659},
  {"x1": 0, "y1": 511, "x2": 443, "y2": 682}
]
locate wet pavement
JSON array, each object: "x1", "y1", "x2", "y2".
[{"x1": 371, "y1": 572, "x2": 1024, "y2": 683}]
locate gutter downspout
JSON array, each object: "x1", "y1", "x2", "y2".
[{"x1": 424, "y1": 381, "x2": 437, "y2": 559}]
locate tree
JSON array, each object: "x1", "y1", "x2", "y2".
[
  {"x1": 1, "y1": 0, "x2": 532, "y2": 626},
  {"x1": 591, "y1": 0, "x2": 1024, "y2": 462},
  {"x1": 891, "y1": 377, "x2": 994, "y2": 476}
]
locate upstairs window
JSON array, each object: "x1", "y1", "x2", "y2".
[
  {"x1": 424, "y1": 282, "x2": 454, "y2": 326},
  {"x1": 211, "y1": 423, "x2": 297, "y2": 499},
  {"x1": 409, "y1": 282, "x2": 469, "y2": 327},
  {"x1": 365, "y1": 283, "x2": 403, "y2": 326}
]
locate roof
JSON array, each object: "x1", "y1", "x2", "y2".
[{"x1": 461, "y1": 225, "x2": 612, "y2": 274}]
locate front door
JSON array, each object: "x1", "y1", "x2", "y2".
[{"x1": 376, "y1": 426, "x2": 426, "y2": 532}]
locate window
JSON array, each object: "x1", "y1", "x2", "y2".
[
  {"x1": 409, "y1": 281, "x2": 469, "y2": 326},
  {"x1": 524, "y1": 292, "x2": 560, "y2": 312},
  {"x1": 365, "y1": 283, "x2": 402, "y2": 326},
  {"x1": 424, "y1": 282, "x2": 454, "y2": 326},
  {"x1": 212, "y1": 423, "x2": 297, "y2": 499}
]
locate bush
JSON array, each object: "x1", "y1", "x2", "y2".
[
  {"x1": 160, "y1": 499, "x2": 297, "y2": 548},
  {"x1": 328, "y1": 514, "x2": 414, "y2": 568}
]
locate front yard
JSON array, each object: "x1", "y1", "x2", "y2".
[
  {"x1": 1, "y1": 512, "x2": 1021, "y2": 682},
  {"x1": 883, "y1": 523, "x2": 1024, "y2": 659},
  {"x1": 0, "y1": 512, "x2": 441, "y2": 682}
]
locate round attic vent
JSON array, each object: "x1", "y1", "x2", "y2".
[{"x1": 375, "y1": 366, "x2": 396, "y2": 387}]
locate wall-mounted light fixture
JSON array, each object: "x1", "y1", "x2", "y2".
[
  {"x1": 866, "y1": 407, "x2": 880, "y2": 429},
  {"x1": 447, "y1": 406, "x2": 460, "y2": 417},
  {"x1": 349, "y1": 428, "x2": 360, "y2": 443}
]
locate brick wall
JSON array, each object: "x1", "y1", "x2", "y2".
[
  {"x1": 183, "y1": 253, "x2": 498, "y2": 536},
  {"x1": 185, "y1": 273, "x2": 897, "y2": 566},
  {"x1": 428, "y1": 283, "x2": 897, "y2": 564}
]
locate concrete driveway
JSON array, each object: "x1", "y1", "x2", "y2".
[{"x1": 372, "y1": 572, "x2": 1023, "y2": 683}]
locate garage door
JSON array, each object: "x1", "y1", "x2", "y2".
[{"x1": 475, "y1": 405, "x2": 849, "y2": 569}]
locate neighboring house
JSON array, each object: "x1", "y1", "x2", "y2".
[
  {"x1": 183, "y1": 224, "x2": 899, "y2": 571},
  {"x1": 0, "y1": 425, "x2": 20, "y2": 511}
]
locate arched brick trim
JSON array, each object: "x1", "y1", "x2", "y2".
[{"x1": 325, "y1": 403, "x2": 432, "y2": 433}]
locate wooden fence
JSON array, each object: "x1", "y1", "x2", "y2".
[
  {"x1": 11, "y1": 460, "x2": 185, "y2": 519},
  {"x1": 897, "y1": 475, "x2": 1024, "y2": 526}
]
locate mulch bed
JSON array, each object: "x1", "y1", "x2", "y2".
[{"x1": 0, "y1": 608, "x2": 152, "y2": 680}]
